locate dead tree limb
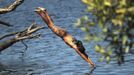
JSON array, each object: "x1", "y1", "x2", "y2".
[
  {"x1": 0, "y1": 23, "x2": 44, "y2": 51},
  {"x1": 35, "y1": 7, "x2": 95, "y2": 68},
  {"x1": 0, "y1": 0, "x2": 24, "y2": 14}
]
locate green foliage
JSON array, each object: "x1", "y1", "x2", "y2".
[{"x1": 75, "y1": 0, "x2": 134, "y2": 64}]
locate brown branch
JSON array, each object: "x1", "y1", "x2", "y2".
[
  {"x1": 0, "y1": 0, "x2": 24, "y2": 14},
  {"x1": 0, "y1": 22, "x2": 44, "y2": 52},
  {"x1": 35, "y1": 7, "x2": 96, "y2": 68}
]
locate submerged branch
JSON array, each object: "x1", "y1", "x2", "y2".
[{"x1": 0, "y1": 20, "x2": 12, "y2": 27}]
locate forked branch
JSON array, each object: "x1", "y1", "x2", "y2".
[{"x1": 0, "y1": 22, "x2": 45, "y2": 51}]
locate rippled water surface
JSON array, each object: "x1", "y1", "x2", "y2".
[{"x1": 0, "y1": 0, "x2": 134, "y2": 75}]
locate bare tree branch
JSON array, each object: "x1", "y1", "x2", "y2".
[
  {"x1": 0, "y1": 0, "x2": 24, "y2": 14},
  {"x1": 35, "y1": 7, "x2": 96, "y2": 68},
  {"x1": 0, "y1": 22, "x2": 44, "y2": 51}
]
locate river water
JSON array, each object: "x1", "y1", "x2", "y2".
[{"x1": 0, "y1": 0, "x2": 134, "y2": 75}]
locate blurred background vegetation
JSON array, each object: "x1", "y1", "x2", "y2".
[{"x1": 75, "y1": 0, "x2": 134, "y2": 65}]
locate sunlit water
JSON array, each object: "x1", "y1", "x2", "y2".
[{"x1": 0, "y1": 0, "x2": 134, "y2": 75}]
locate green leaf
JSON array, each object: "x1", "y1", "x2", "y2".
[
  {"x1": 122, "y1": 35, "x2": 128, "y2": 45},
  {"x1": 98, "y1": 56, "x2": 104, "y2": 62},
  {"x1": 113, "y1": 36, "x2": 118, "y2": 42},
  {"x1": 82, "y1": 0, "x2": 91, "y2": 4},
  {"x1": 95, "y1": 45, "x2": 100, "y2": 52},
  {"x1": 113, "y1": 30, "x2": 120, "y2": 35},
  {"x1": 103, "y1": 27, "x2": 108, "y2": 33},
  {"x1": 120, "y1": 0, "x2": 126, "y2": 6},
  {"x1": 80, "y1": 27, "x2": 86, "y2": 31},
  {"x1": 128, "y1": 17, "x2": 132, "y2": 21},
  {"x1": 87, "y1": 21, "x2": 94, "y2": 26},
  {"x1": 104, "y1": 0, "x2": 112, "y2": 7},
  {"x1": 74, "y1": 19, "x2": 81, "y2": 27},
  {"x1": 100, "y1": 48, "x2": 105, "y2": 54},
  {"x1": 112, "y1": 19, "x2": 123, "y2": 26},
  {"x1": 127, "y1": 7, "x2": 134, "y2": 13},
  {"x1": 106, "y1": 56, "x2": 111, "y2": 64},
  {"x1": 84, "y1": 34, "x2": 91, "y2": 41},
  {"x1": 94, "y1": 37, "x2": 102, "y2": 42},
  {"x1": 116, "y1": 8, "x2": 126, "y2": 14},
  {"x1": 107, "y1": 50, "x2": 112, "y2": 56},
  {"x1": 102, "y1": 16, "x2": 106, "y2": 22},
  {"x1": 125, "y1": 46, "x2": 129, "y2": 53},
  {"x1": 87, "y1": 6, "x2": 94, "y2": 11},
  {"x1": 98, "y1": 20, "x2": 104, "y2": 28},
  {"x1": 83, "y1": 16, "x2": 89, "y2": 21}
]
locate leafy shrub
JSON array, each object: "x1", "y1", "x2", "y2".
[{"x1": 75, "y1": 0, "x2": 134, "y2": 64}]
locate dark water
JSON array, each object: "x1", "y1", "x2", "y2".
[{"x1": 0, "y1": 0, "x2": 134, "y2": 75}]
